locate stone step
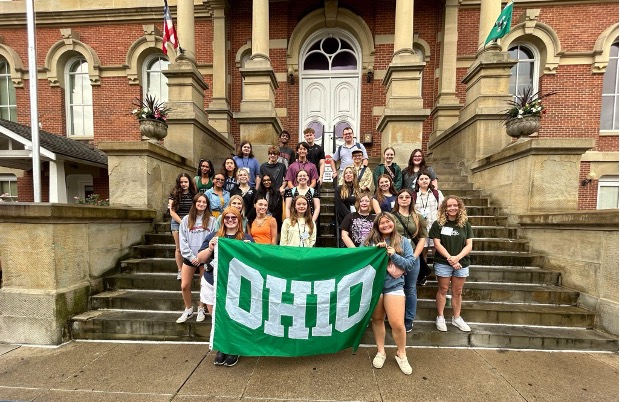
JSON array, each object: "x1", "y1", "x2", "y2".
[
  {"x1": 466, "y1": 206, "x2": 501, "y2": 216},
  {"x1": 416, "y1": 282, "x2": 579, "y2": 305},
  {"x1": 434, "y1": 174, "x2": 470, "y2": 182},
  {"x1": 437, "y1": 182, "x2": 474, "y2": 190},
  {"x1": 465, "y1": 251, "x2": 544, "y2": 267},
  {"x1": 469, "y1": 238, "x2": 529, "y2": 252},
  {"x1": 467, "y1": 216, "x2": 508, "y2": 226},
  {"x1": 106, "y1": 273, "x2": 201, "y2": 292},
  {"x1": 70, "y1": 310, "x2": 618, "y2": 352},
  {"x1": 457, "y1": 197, "x2": 489, "y2": 207}
]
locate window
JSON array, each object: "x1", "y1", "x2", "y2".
[
  {"x1": 65, "y1": 57, "x2": 93, "y2": 137},
  {"x1": 600, "y1": 40, "x2": 619, "y2": 131},
  {"x1": 0, "y1": 173, "x2": 17, "y2": 201},
  {"x1": 143, "y1": 55, "x2": 169, "y2": 102},
  {"x1": 508, "y1": 45, "x2": 538, "y2": 97},
  {"x1": 597, "y1": 175, "x2": 619, "y2": 209},
  {"x1": 0, "y1": 58, "x2": 17, "y2": 121},
  {"x1": 303, "y1": 37, "x2": 358, "y2": 72}
]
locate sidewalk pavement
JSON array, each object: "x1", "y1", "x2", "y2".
[{"x1": 0, "y1": 341, "x2": 617, "y2": 402}]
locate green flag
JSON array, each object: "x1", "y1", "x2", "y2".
[
  {"x1": 211, "y1": 238, "x2": 388, "y2": 357},
  {"x1": 484, "y1": 1, "x2": 513, "y2": 45}
]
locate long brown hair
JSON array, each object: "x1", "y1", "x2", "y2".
[
  {"x1": 374, "y1": 174, "x2": 397, "y2": 204},
  {"x1": 392, "y1": 189, "x2": 420, "y2": 239},
  {"x1": 187, "y1": 193, "x2": 212, "y2": 230},
  {"x1": 437, "y1": 195, "x2": 468, "y2": 227},
  {"x1": 363, "y1": 212, "x2": 403, "y2": 254},
  {"x1": 404, "y1": 148, "x2": 428, "y2": 176},
  {"x1": 216, "y1": 207, "x2": 245, "y2": 239},
  {"x1": 289, "y1": 195, "x2": 314, "y2": 235},
  {"x1": 170, "y1": 173, "x2": 197, "y2": 210},
  {"x1": 339, "y1": 166, "x2": 360, "y2": 199}
]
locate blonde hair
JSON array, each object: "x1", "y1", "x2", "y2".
[
  {"x1": 363, "y1": 212, "x2": 403, "y2": 254},
  {"x1": 437, "y1": 195, "x2": 468, "y2": 227},
  {"x1": 289, "y1": 195, "x2": 314, "y2": 235},
  {"x1": 228, "y1": 194, "x2": 245, "y2": 216},
  {"x1": 339, "y1": 166, "x2": 360, "y2": 199}
]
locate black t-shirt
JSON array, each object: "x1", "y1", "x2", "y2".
[
  {"x1": 169, "y1": 192, "x2": 194, "y2": 218},
  {"x1": 278, "y1": 147, "x2": 296, "y2": 168},
  {"x1": 341, "y1": 212, "x2": 375, "y2": 247},
  {"x1": 306, "y1": 143, "x2": 325, "y2": 172},
  {"x1": 259, "y1": 162, "x2": 287, "y2": 190}
]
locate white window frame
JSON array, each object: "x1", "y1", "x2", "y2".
[
  {"x1": 600, "y1": 40, "x2": 619, "y2": 132},
  {"x1": 508, "y1": 44, "x2": 539, "y2": 97},
  {"x1": 0, "y1": 173, "x2": 18, "y2": 201},
  {"x1": 64, "y1": 57, "x2": 94, "y2": 138},
  {"x1": 142, "y1": 54, "x2": 170, "y2": 102},
  {"x1": 0, "y1": 57, "x2": 17, "y2": 121},
  {"x1": 597, "y1": 175, "x2": 620, "y2": 209}
]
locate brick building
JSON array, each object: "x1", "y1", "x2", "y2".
[{"x1": 0, "y1": 0, "x2": 617, "y2": 208}]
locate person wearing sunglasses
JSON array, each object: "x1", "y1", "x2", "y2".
[
  {"x1": 197, "y1": 207, "x2": 254, "y2": 368},
  {"x1": 205, "y1": 173, "x2": 230, "y2": 218}
]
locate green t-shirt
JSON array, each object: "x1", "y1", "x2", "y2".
[
  {"x1": 195, "y1": 176, "x2": 213, "y2": 193},
  {"x1": 429, "y1": 220, "x2": 474, "y2": 267},
  {"x1": 393, "y1": 211, "x2": 428, "y2": 244}
]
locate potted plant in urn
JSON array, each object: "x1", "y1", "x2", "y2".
[
  {"x1": 132, "y1": 95, "x2": 171, "y2": 142},
  {"x1": 503, "y1": 88, "x2": 556, "y2": 140}
]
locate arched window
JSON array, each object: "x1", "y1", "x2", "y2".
[
  {"x1": 508, "y1": 44, "x2": 538, "y2": 97},
  {"x1": 303, "y1": 36, "x2": 358, "y2": 72},
  {"x1": 0, "y1": 58, "x2": 16, "y2": 121},
  {"x1": 143, "y1": 55, "x2": 169, "y2": 102},
  {"x1": 65, "y1": 57, "x2": 93, "y2": 137},
  {"x1": 600, "y1": 40, "x2": 619, "y2": 131}
]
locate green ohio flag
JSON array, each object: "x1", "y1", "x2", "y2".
[
  {"x1": 211, "y1": 238, "x2": 387, "y2": 357},
  {"x1": 484, "y1": 1, "x2": 513, "y2": 45}
]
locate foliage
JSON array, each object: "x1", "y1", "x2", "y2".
[
  {"x1": 131, "y1": 95, "x2": 171, "y2": 122},
  {"x1": 74, "y1": 194, "x2": 110, "y2": 206},
  {"x1": 504, "y1": 87, "x2": 557, "y2": 121}
]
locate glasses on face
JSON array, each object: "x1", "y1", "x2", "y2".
[
  {"x1": 224, "y1": 215, "x2": 238, "y2": 221},
  {"x1": 353, "y1": 154, "x2": 363, "y2": 158},
  {"x1": 213, "y1": 177, "x2": 225, "y2": 182}
]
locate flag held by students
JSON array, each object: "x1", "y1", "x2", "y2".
[
  {"x1": 211, "y1": 238, "x2": 388, "y2": 357},
  {"x1": 484, "y1": 1, "x2": 514, "y2": 46},
  {"x1": 162, "y1": 0, "x2": 179, "y2": 55}
]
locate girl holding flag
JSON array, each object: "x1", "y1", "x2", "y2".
[{"x1": 363, "y1": 212, "x2": 415, "y2": 375}]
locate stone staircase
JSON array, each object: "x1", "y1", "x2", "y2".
[{"x1": 71, "y1": 162, "x2": 618, "y2": 351}]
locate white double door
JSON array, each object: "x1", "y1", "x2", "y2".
[{"x1": 300, "y1": 75, "x2": 360, "y2": 155}]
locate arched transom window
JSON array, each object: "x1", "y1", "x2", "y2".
[
  {"x1": 65, "y1": 57, "x2": 93, "y2": 137},
  {"x1": 601, "y1": 40, "x2": 619, "y2": 131},
  {"x1": 143, "y1": 55, "x2": 169, "y2": 102},
  {"x1": 303, "y1": 36, "x2": 358, "y2": 72},
  {"x1": 0, "y1": 58, "x2": 16, "y2": 121}
]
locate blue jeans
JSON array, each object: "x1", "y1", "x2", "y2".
[{"x1": 404, "y1": 257, "x2": 420, "y2": 324}]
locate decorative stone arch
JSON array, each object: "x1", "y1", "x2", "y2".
[
  {"x1": 44, "y1": 29, "x2": 101, "y2": 87},
  {"x1": 0, "y1": 42, "x2": 25, "y2": 87},
  {"x1": 593, "y1": 23, "x2": 619, "y2": 73},
  {"x1": 502, "y1": 20, "x2": 562, "y2": 75},
  {"x1": 413, "y1": 33, "x2": 431, "y2": 63},
  {"x1": 125, "y1": 24, "x2": 167, "y2": 85},
  {"x1": 235, "y1": 41, "x2": 252, "y2": 68},
  {"x1": 287, "y1": 5, "x2": 375, "y2": 75}
]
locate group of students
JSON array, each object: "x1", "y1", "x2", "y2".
[{"x1": 166, "y1": 130, "x2": 474, "y2": 374}]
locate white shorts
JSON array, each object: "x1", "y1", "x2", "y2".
[{"x1": 200, "y1": 276, "x2": 214, "y2": 306}]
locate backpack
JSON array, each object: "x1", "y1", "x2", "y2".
[
  {"x1": 412, "y1": 189, "x2": 440, "y2": 206},
  {"x1": 336, "y1": 142, "x2": 361, "y2": 161}
]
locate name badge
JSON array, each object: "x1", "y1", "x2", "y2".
[
  {"x1": 441, "y1": 226, "x2": 454, "y2": 236},
  {"x1": 390, "y1": 201, "x2": 395, "y2": 209}
]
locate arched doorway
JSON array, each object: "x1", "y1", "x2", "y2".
[{"x1": 299, "y1": 29, "x2": 361, "y2": 155}]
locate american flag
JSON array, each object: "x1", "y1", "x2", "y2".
[{"x1": 162, "y1": 0, "x2": 179, "y2": 55}]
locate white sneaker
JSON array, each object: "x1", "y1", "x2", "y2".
[
  {"x1": 196, "y1": 307, "x2": 206, "y2": 322},
  {"x1": 176, "y1": 307, "x2": 193, "y2": 323},
  {"x1": 452, "y1": 316, "x2": 471, "y2": 332},
  {"x1": 372, "y1": 352, "x2": 386, "y2": 369},
  {"x1": 395, "y1": 354, "x2": 412, "y2": 375},
  {"x1": 436, "y1": 316, "x2": 448, "y2": 332},
  {"x1": 176, "y1": 271, "x2": 182, "y2": 280}
]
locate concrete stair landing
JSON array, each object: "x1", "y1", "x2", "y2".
[{"x1": 70, "y1": 162, "x2": 619, "y2": 352}]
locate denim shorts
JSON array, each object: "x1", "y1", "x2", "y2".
[
  {"x1": 434, "y1": 262, "x2": 469, "y2": 278},
  {"x1": 170, "y1": 219, "x2": 180, "y2": 232}
]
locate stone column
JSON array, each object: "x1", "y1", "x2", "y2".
[
  {"x1": 431, "y1": 0, "x2": 462, "y2": 140},
  {"x1": 206, "y1": 0, "x2": 232, "y2": 138},
  {"x1": 377, "y1": 0, "x2": 429, "y2": 167},
  {"x1": 393, "y1": 0, "x2": 414, "y2": 55},
  {"x1": 164, "y1": 0, "x2": 233, "y2": 165},
  {"x1": 176, "y1": 0, "x2": 195, "y2": 61},
  {"x1": 478, "y1": 0, "x2": 502, "y2": 52},
  {"x1": 236, "y1": 0, "x2": 282, "y2": 162}
]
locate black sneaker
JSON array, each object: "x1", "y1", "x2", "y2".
[
  {"x1": 223, "y1": 354, "x2": 239, "y2": 367},
  {"x1": 214, "y1": 351, "x2": 227, "y2": 365},
  {"x1": 417, "y1": 276, "x2": 427, "y2": 286},
  {"x1": 405, "y1": 321, "x2": 413, "y2": 333}
]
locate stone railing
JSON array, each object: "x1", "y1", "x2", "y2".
[
  {"x1": 519, "y1": 211, "x2": 619, "y2": 336},
  {"x1": 0, "y1": 203, "x2": 155, "y2": 344}
]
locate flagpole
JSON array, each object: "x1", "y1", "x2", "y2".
[{"x1": 26, "y1": 0, "x2": 41, "y2": 202}]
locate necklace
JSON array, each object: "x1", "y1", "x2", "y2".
[{"x1": 255, "y1": 217, "x2": 267, "y2": 227}]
